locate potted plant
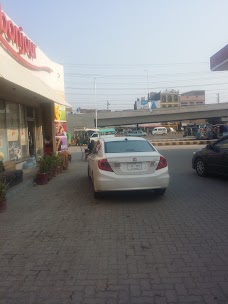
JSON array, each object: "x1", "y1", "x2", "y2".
[
  {"x1": 55, "y1": 154, "x2": 62, "y2": 174},
  {"x1": 0, "y1": 178, "x2": 10, "y2": 203},
  {"x1": 36, "y1": 156, "x2": 49, "y2": 185},
  {"x1": 51, "y1": 155, "x2": 59, "y2": 177},
  {"x1": 44, "y1": 155, "x2": 54, "y2": 180},
  {"x1": 57, "y1": 154, "x2": 64, "y2": 173},
  {"x1": 58, "y1": 152, "x2": 66, "y2": 171}
]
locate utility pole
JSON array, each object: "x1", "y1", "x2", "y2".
[
  {"x1": 94, "y1": 78, "x2": 97, "y2": 130},
  {"x1": 107, "y1": 100, "x2": 110, "y2": 110},
  {"x1": 216, "y1": 93, "x2": 220, "y2": 104},
  {"x1": 144, "y1": 70, "x2": 150, "y2": 101}
]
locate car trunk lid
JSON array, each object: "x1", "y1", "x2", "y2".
[{"x1": 106, "y1": 152, "x2": 160, "y2": 175}]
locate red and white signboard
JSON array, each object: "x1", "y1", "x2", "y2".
[
  {"x1": 0, "y1": 4, "x2": 52, "y2": 72},
  {"x1": 0, "y1": 4, "x2": 68, "y2": 106}
]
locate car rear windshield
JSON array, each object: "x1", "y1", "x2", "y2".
[{"x1": 105, "y1": 140, "x2": 155, "y2": 153}]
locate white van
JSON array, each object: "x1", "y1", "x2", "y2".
[
  {"x1": 152, "y1": 127, "x2": 167, "y2": 135},
  {"x1": 90, "y1": 132, "x2": 115, "y2": 142},
  {"x1": 89, "y1": 132, "x2": 99, "y2": 142}
]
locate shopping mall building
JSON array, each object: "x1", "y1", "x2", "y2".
[{"x1": 0, "y1": 4, "x2": 70, "y2": 165}]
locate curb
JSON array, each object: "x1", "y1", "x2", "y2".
[
  {"x1": 149, "y1": 137, "x2": 195, "y2": 142},
  {"x1": 151, "y1": 140, "x2": 216, "y2": 146}
]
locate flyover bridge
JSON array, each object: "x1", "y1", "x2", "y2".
[{"x1": 97, "y1": 103, "x2": 228, "y2": 127}]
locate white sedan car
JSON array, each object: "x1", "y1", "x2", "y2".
[{"x1": 87, "y1": 137, "x2": 170, "y2": 198}]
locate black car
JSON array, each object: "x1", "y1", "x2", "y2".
[{"x1": 192, "y1": 135, "x2": 228, "y2": 177}]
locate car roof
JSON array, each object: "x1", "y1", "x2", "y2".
[{"x1": 100, "y1": 136, "x2": 147, "y2": 143}]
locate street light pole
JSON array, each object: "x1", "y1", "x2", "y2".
[
  {"x1": 144, "y1": 70, "x2": 150, "y2": 100},
  {"x1": 94, "y1": 78, "x2": 97, "y2": 130},
  {"x1": 216, "y1": 93, "x2": 220, "y2": 104}
]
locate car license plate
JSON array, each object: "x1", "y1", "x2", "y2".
[{"x1": 127, "y1": 163, "x2": 142, "y2": 171}]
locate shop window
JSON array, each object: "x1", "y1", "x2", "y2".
[
  {"x1": 6, "y1": 103, "x2": 21, "y2": 161},
  {"x1": 19, "y1": 105, "x2": 29, "y2": 158},
  {"x1": 5, "y1": 102, "x2": 29, "y2": 161}
]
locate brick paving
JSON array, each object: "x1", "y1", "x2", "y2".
[{"x1": 0, "y1": 147, "x2": 227, "y2": 304}]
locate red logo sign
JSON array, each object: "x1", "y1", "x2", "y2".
[{"x1": 0, "y1": 4, "x2": 52, "y2": 73}]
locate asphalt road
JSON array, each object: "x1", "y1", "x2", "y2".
[{"x1": 0, "y1": 146, "x2": 227, "y2": 304}]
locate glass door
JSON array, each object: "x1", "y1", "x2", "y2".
[{"x1": 28, "y1": 121, "x2": 35, "y2": 156}]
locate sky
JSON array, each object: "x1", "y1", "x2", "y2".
[{"x1": 1, "y1": 0, "x2": 228, "y2": 111}]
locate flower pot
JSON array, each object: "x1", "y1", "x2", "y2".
[{"x1": 36, "y1": 173, "x2": 48, "y2": 185}]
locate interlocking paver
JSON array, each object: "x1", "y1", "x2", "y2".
[{"x1": 0, "y1": 146, "x2": 227, "y2": 304}]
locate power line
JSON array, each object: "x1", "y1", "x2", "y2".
[
  {"x1": 64, "y1": 71, "x2": 220, "y2": 78},
  {"x1": 65, "y1": 82, "x2": 228, "y2": 95},
  {"x1": 62, "y1": 61, "x2": 208, "y2": 67},
  {"x1": 65, "y1": 82, "x2": 228, "y2": 90},
  {"x1": 64, "y1": 75, "x2": 228, "y2": 86}
]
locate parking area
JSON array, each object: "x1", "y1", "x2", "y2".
[{"x1": 0, "y1": 146, "x2": 227, "y2": 304}]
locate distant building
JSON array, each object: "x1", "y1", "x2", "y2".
[
  {"x1": 149, "y1": 92, "x2": 161, "y2": 101},
  {"x1": 134, "y1": 92, "x2": 161, "y2": 110},
  {"x1": 160, "y1": 90, "x2": 180, "y2": 108},
  {"x1": 180, "y1": 90, "x2": 205, "y2": 106}
]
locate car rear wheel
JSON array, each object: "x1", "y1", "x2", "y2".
[
  {"x1": 93, "y1": 178, "x2": 103, "y2": 199},
  {"x1": 93, "y1": 184, "x2": 103, "y2": 199},
  {"x1": 154, "y1": 188, "x2": 166, "y2": 195},
  {"x1": 195, "y1": 158, "x2": 207, "y2": 177}
]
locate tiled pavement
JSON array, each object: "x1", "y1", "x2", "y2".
[{"x1": 0, "y1": 147, "x2": 227, "y2": 304}]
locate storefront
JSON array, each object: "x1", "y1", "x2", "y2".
[{"x1": 0, "y1": 4, "x2": 70, "y2": 165}]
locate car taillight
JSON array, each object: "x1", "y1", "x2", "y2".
[
  {"x1": 98, "y1": 159, "x2": 113, "y2": 172},
  {"x1": 156, "y1": 156, "x2": 167, "y2": 170}
]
